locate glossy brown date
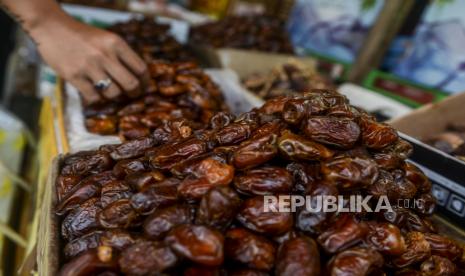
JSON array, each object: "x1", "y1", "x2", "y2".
[
  {"x1": 286, "y1": 162, "x2": 321, "y2": 194},
  {"x1": 184, "y1": 266, "x2": 223, "y2": 276},
  {"x1": 372, "y1": 140, "x2": 413, "y2": 170},
  {"x1": 234, "y1": 166, "x2": 293, "y2": 196},
  {"x1": 124, "y1": 171, "x2": 165, "y2": 191},
  {"x1": 393, "y1": 232, "x2": 431, "y2": 268},
  {"x1": 112, "y1": 158, "x2": 147, "y2": 179},
  {"x1": 282, "y1": 96, "x2": 327, "y2": 125},
  {"x1": 420, "y1": 255, "x2": 458, "y2": 276},
  {"x1": 327, "y1": 247, "x2": 384, "y2": 276},
  {"x1": 62, "y1": 151, "x2": 113, "y2": 176},
  {"x1": 169, "y1": 153, "x2": 226, "y2": 178},
  {"x1": 276, "y1": 236, "x2": 320, "y2": 276},
  {"x1": 258, "y1": 95, "x2": 290, "y2": 115},
  {"x1": 225, "y1": 228, "x2": 276, "y2": 271},
  {"x1": 61, "y1": 197, "x2": 102, "y2": 241},
  {"x1": 152, "y1": 119, "x2": 194, "y2": 145},
  {"x1": 84, "y1": 102, "x2": 119, "y2": 117},
  {"x1": 56, "y1": 180, "x2": 101, "y2": 216},
  {"x1": 368, "y1": 169, "x2": 394, "y2": 198},
  {"x1": 228, "y1": 269, "x2": 270, "y2": 276},
  {"x1": 214, "y1": 122, "x2": 254, "y2": 146},
  {"x1": 359, "y1": 117, "x2": 398, "y2": 149},
  {"x1": 99, "y1": 229, "x2": 136, "y2": 251},
  {"x1": 130, "y1": 178, "x2": 179, "y2": 215},
  {"x1": 232, "y1": 125, "x2": 279, "y2": 170},
  {"x1": 322, "y1": 156, "x2": 379, "y2": 189},
  {"x1": 403, "y1": 162, "x2": 432, "y2": 193},
  {"x1": 149, "y1": 137, "x2": 208, "y2": 170},
  {"x1": 85, "y1": 117, "x2": 117, "y2": 135},
  {"x1": 58, "y1": 247, "x2": 119, "y2": 276},
  {"x1": 64, "y1": 230, "x2": 103, "y2": 259},
  {"x1": 414, "y1": 193, "x2": 436, "y2": 216},
  {"x1": 209, "y1": 112, "x2": 235, "y2": 129},
  {"x1": 296, "y1": 181, "x2": 338, "y2": 234},
  {"x1": 177, "y1": 158, "x2": 234, "y2": 201},
  {"x1": 60, "y1": 171, "x2": 115, "y2": 201},
  {"x1": 278, "y1": 130, "x2": 333, "y2": 161},
  {"x1": 237, "y1": 196, "x2": 293, "y2": 235},
  {"x1": 301, "y1": 116, "x2": 360, "y2": 149},
  {"x1": 118, "y1": 124, "x2": 150, "y2": 141},
  {"x1": 119, "y1": 240, "x2": 178, "y2": 275},
  {"x1": 143, "y1": 204, "x2": 193, "y2": 240},
  {"x1": 372, "y1": 151, "x2": 402, "y2": 170},
  {"x1": 405, "y1": 211, "x2": 437, "y2": 233},
  {"x1": 165, "y1": 224, "x2": 224, "y2": 266},
  {"x1": 98, "y1": 199, "x2": 138, "y2": 229},
  {"x1": 196, "y1": 186, "x2": 242, "y2": 231},
  {"x1": 365, "y1": 222, "x2": 406, "y2": 255},
  {"x1": 117, "y1": 100, "x2": 145, "y2": 116},
  {"x1": 56, "y1": 175, "x2": 83, "y2": 202},
  {"x1": 100, "y1": 180, "x2": 133, "y2": 208},
  {"x1": 369, "y1": 170, "x2": 418, "y2": 201},
  {"x1": 424, "y1": 233, "x2": 463, "y2": 261},
  {"x1": 110, "y1": 136, "x2": 156, "y2": 160},
  {"x1": 317, "y1": 214, "x2": 368, "y2": 254},
  {"x1": 389, "y1": 170, "x2": 418, "y2": 200}
]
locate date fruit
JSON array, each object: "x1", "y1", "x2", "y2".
[{"x1": 165, "y1": 224, "x2": 224, "y2": 266}]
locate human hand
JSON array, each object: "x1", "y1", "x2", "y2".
[{"x1": 30, "y1": 14, "x2": 148, "y2": 105}]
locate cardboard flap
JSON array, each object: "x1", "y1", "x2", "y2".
[
  {"x1": 37, "y1": 157, "x2": 61, "y2": 276},
  {"x1": 390, "y1": 92, "x2": 465, "y2": 139}
]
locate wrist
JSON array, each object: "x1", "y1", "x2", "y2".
[{"x1": 26, "y1": 6, "x2": 71, "y2": 39}]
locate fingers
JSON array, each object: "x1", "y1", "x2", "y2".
[
  {"x1": 71, "y1": 78, "x2": 102, "y2": 106},
  {"x1": 86, "y1": 67, "x2": 122, "y2": 100},
  {"x1": 102, "y1": 56, "x2": 142, "y2": 98},
  {"x1": 115, "y1": 38, "x2": 148, "y2": 77},
  {"x1": 112, "y1": 36, "x2": 150, "y2": 92}
]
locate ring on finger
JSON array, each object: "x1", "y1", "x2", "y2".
[{"x1": 94, "y1": 78, "x2": 112, "y2": 91}]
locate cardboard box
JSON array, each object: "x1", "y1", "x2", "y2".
[
  {"x1": 338, "y1": 83, "x2": 412, "y2": 121},
  {"x1": 37, "y1": 157, "x2": 61, "y2": 276},
  {"x1": 390, "y1": 92, "x2": 465, "y2": 226},
  {"x1": 190, "y1": 47, "x2": 317, "y2": 77},
  {"x1": 390, "y1": 92, "x2": 465, "y2": 139}
]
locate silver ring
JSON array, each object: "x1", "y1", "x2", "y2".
[{"x1": 94, "y1": 78, "x2": 112, "y2": 91}]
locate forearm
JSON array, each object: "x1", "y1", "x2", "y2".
[{"x1": 0, "y1": 0, "x2": 71, "y2": 41}]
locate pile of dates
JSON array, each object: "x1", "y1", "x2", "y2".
[
  {"x1": 109, "y1": 17, "x2": 195, "y2": 63},
  {"x1": 189, "y1": 16, "x2": 294, "y2": 54},
  {"x1": 84, "y1": 61, "x2": 228, "y2": 140},
  {"x1": 243, "y1": 60, "x2": 335, "y2": 100},
  {"x1": 57, "y1": 89, "x2": 464, "y2": 275},
  {"x1": 425, "y1": 123, "x2": 465, "y2": 162}
]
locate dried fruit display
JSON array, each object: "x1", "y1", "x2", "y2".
[
  {"x1": 56, "y1": 89, "x2": 464, "y2": 275},
  {"x1": 425, "y1": 123, "x2": 465, "y2": 162},
  {"x1": 108, "y1": 17, "x2": 196, "y2": 63},
  {"x1": 83, "y1": 61, "x2": 228, "y2": 140},
  {"x1": 242, "y1": 61, "x2": 335, "y2": 100},
  {"x1": 189, "y1": 16, "x2": 294, "y2": 54}
]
